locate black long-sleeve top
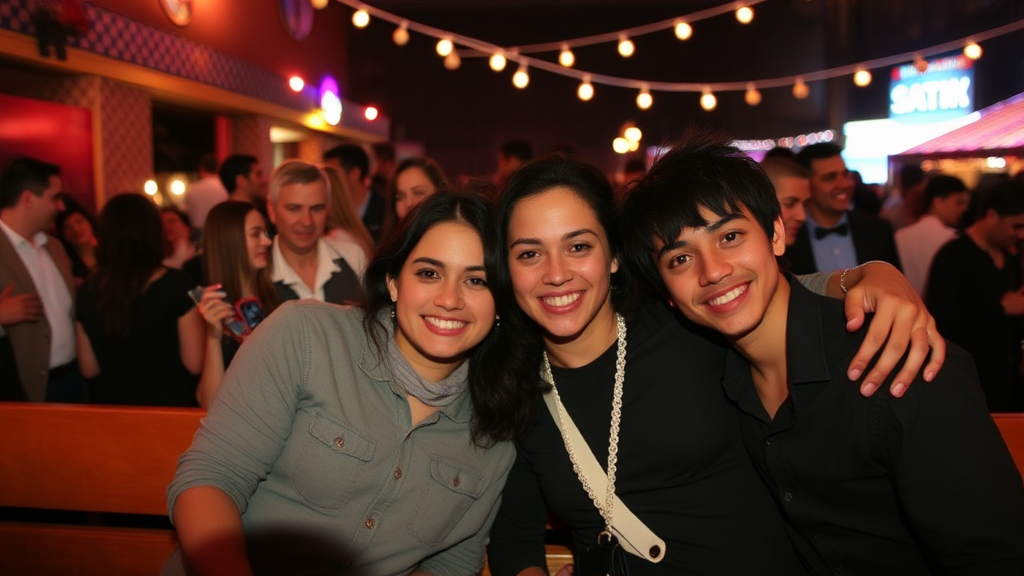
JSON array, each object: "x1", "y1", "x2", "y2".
[
  {"x1": 487, "y1": 299, "x2": 807, "y2": 575},
  {"x1": 723, "y1": 279, "x2": 1024, "y2": 575}
]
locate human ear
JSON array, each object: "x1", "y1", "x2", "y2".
[
  {"x1": 772, "y1": 216, "x2": 786, "y2": 257},
  {"x1": 386, "y1": 275, "x2": 398, "y2": 303}
]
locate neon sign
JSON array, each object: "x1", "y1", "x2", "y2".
[{"x1": 889, "y1": 54, "x2": 974, "y2": 124}]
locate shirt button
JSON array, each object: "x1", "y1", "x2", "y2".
[
  {"x1": 364, "y1": 517, "x2": 375, "y2": 530},
  {"x1": 452, "y1": 476, "x2": 461, "y2": 488},
  {"x1": 784, "y1": 492, "x2": 793, "y2": 502},
  {"x1": 333, "y1": 436, "x2": 345, "y2": 448},
  {"x1": 393, "y1": 468, "x2": 402, "y2": 480}
]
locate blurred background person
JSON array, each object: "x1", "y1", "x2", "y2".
[
  {"x1": 56, "y1": 197, "x2": 98, "y2": 286},
  {"x1": 193, "y1": 200, "x2": 279, "y2": 408},
  {"x1": 160, "y1": 207, "x2": 196, "y2": 270},
  {"x1": 76, "y1": 193, "x2": 204, "y2": 406},
  {"x1": 370, "y1": 141, "x2": 397, "y2": 198},
  {"x1": 896, "y1": 175, "x2": 971, "y2": 296},
  {"x1": 184, "y1": 152, "x2": 227, "y2": 235},
  {"x1": 381, "y1": 156, "x2": 450, "y2": 240},
  {"x1": 323, "y1": 165, "x2": 373, "y2": 277}
]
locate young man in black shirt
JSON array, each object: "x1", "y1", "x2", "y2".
[{"x1": 621, "y1": 134, "x2": 1024, "y2": 575}]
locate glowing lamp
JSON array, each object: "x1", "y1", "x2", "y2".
[
  {"x1": 489, "y1": 53, "x2": 507, "y2": 72},
  {"x1": 577, "y1": 79, "x2": 594, "y2": 101},
  {"x1": 311, "y1": 0, "x2": 329, "y2": 9},
  {"x1": 365, "y1": 106, "x2": 378, "y2": 121},
  {"x1": 792, "y1": 78, "x2": 809, "y2": 99},
  {"x1": 144, "y1": 180, "x2": 158, "y2": 196},
  {"x1": 512, "y1": 63, "x2": 529, "y2": 89},
  {"x1": 964, "y1": 43, "x2": 982, "y2": 60},
  {"x1": 436, "y1": 38, "x2": 453, "y2": 57},
  {"x1": 288, "y1": 76, "x2": 305, "y2": 92},
  {"x1": 618, "y1": 36, "x2": 635, "y2": 58},
  {"x1": 674, "y1": 21, "x2": 692, "y2": 40},
  {"x1": 612, "y1": 137, "x2": 630, "y2": 154},
  {"x1": 352, "y1": 9, "x2": 369, "y2": 28},
  {"x1": 853, "y1": 69, "x2": 871, "y2": 87},
  {"x1": 744, "y1": 84, "x2": 761, "y2": 106},
  {"x1": 170, "y1": 180, "x2": 186, "y2": 196},
  {"x1": 736, "y1": 6, "x2": 754, "y2": 24},
  {"x1": 700, "y1": 91, "x2": 717, "y2": 111},
  {"x1": 636, "y1": 89, "x2": 652, "y2": 110},
  {"x1": 624, "y1": 126, "x2": 642, "y2": 143},
  {"x1": 393, "y1": 22, "x2": 409, "y2": 46},
  {"x1": 319, "y1": 76, "x2": 342, "y2": 126},
  {"x1": 559, "y1": 45, "x2": 575, "y2": 68}
]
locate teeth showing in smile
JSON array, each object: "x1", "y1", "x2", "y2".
[
  {"x1": 425, "y1": 316, "x2": 466, "y2": 330},
  {"x1": 543, "y1": 292, "x2": 580, "y2": 307},
  {"x1": 708, "y1": 284, "x2": 747, "y2": 307}
]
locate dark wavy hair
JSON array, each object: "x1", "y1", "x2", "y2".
[
  {"x1": 473, "y1": 153, "x2": 639, "y2": 443},
  {"x1": 89, "y1": 193, "x2": 166, "y2": 336},
  {"x1": 361, "y1": 190, "x2": 502, "y2": 446}
]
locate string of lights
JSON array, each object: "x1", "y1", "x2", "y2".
[{"x1": 326, "y1": 0, "x2": 1023, "y2": 112}]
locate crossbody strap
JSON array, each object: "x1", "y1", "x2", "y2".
[{"x1": 543, "y1": 390, "x2": 666, "y2": 563}]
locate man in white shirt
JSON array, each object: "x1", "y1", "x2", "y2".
[
  {"x1": 896, "y1": 175, "x2": 970, "y2": 296},
  {"x1": 0, "y1": 157, "x2": 85, "y2": 402},
  {"x1": 267, "y1": 160, "x2": 363, "y2": 305},
  {"x1": 184, "y1": 153, "x2": 227, "y2": 233}
]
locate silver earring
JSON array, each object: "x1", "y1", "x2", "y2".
[
  {"x1": 390, "y1": 306, "x2": 396, "y2": 319},
  {"x1": 494, "y1": 315, "x2": 500, "y2": 329}
]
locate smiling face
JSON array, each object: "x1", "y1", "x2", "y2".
[
  {"x1": 656, "y1": 205, "x2": 787, "y2": 345},
  {"x1": 268, "y1": 180, "x2": 328, "y2": 255},
  {"x1": 395, "y1": 166, "x2": 438, "y2": 221},
  {"x1": 807, "y1": 155, "x2": 854, "y2": 222},
  {"x1": 507, "y1": 186, "x2": 619, "y2": 352},
  {"x1": 387, "y1": 221, "x2": 495, "y2": 382},
  {"x1": 244, "y1": 209, "x2": 272, "y2": 270}
]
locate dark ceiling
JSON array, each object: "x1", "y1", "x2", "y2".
[{"x1": 343, "y1": 0, "x2": 1024, "y2": 177}]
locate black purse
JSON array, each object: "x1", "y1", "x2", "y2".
[{"x1": 574, "y1": 532, "x2": 631, "y2": 576}]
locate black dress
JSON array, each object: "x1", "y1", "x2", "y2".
[
  {"x1": 487, "y1": 299, "x2": 807, "y2": 575},
  {"x1": 77, "y1": 268, "x2": 198, "y2": 407}
]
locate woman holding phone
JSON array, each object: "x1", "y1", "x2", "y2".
[{"x1": 192, "y1": 200, "x2": 279, "y2": 408}]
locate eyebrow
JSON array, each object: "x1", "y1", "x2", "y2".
[
  {"x1": 509, "y1": 228, "x2": 598, "y2": 249},
  {"x1": 657, "y1": 213, "x2": 746, "y2": 256},
  {"x1": 411, "y1": 257, "x2": 485, "y2": 272}
]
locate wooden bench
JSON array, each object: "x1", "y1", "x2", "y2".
[
  {"x1": 993, "y1": 413, "x2": 1024, "y2": 477},
  {"x1": 0, "y1": 402, "x2": 204, "y2": 576}
]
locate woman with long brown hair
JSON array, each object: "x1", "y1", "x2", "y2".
[{"x1": 193, "y1": 200, "x2": 279, "y2": 407}]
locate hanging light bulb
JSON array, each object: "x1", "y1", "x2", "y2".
[
  {"x1": 512, "y1": 62, "x2": 529, "y2": 89},
  {"x1": 311, "y1": 0, "x2": 329, "y2": 9},
  {"x1": 792, "y1": 77, "x2": 809, "y2": 99},
  {"x1": 674, "y1": 20, "x2": 693, "y2": 40},
  {"x1": 364, "y1": 106, "x2": 378, "y2": 121},
  {"x1": 964, "y1": 42, "x2": 982, "y2": 60},
  {"x1": 913, "y1": 54, "x2": 929, "y2": 73},
  {"x1": 636, "y1": 87, "x2": 653, "y2": 110},
  {"x1": 436, "y1": 37, "x2": 454, "y2": 57},
  {"x1": 853, "y1": 69, "x2": 872, "y2": 87},
  {"x1": 392, "y1": 21, "x2": 409, "y2": 46},
  {"x1": 618, "y1": 35, "x2": 635, "y2": 58},
  {"x1": 624, "y1": 126, "x2": 642, "y2": 143},
  {"x1": 489, "y1": 52, "x2": 507, "y2": 72},
  {"x1": 577, "y1": 76, "x2": 594, "y2": 101},
  {"x1": 144, "y1": 180, "x2": 158, "y2": 196},
  {"x1": 444, "y1": 51, "x2": 461, "y2": 70},
  {"x1": 744, "y1": 83, "x2": 761, "y2": 106},
  {"x1": 559, "y1": 44, "x2": 575, "y2": 68},
  {"x1": 352, "y1": 9, "x2": 370, "y2": 28},
  {"x1": 613, "y1": 137, "x2": 630, "y2": 154},
  {"x1": 736, "y1": 6, "x2": 754, "y2": 24},
  {"x1": 700, "y1": 89, "x2": 717, "y2": 111}
]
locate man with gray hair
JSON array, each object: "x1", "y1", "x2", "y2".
[{"x1": 267, "y1": 160, "x2": 362, "y2": 305}]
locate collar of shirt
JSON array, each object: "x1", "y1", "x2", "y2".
[
  {"x1": 804, "y1": 210, "x2": 850, "y2": 235},
  {"x1": 721, "y1": 276, "x2": 833, "y2": 426},
  {"x1": 356, "y1": 312, "x2": 475, "y2": 425},
  {"x1": 0, "y1": 218, "x2": 47, "y2": 251},
  {"x1": 271, "y1": 237, "x2": 343, "y2": 301}
]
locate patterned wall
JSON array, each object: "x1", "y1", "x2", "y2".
[
  {"x1": 233, "y1": 116, "x2": 274, "y2": 181},
  {"x1": 97, "y1": 78, "x2": 152, "y2": 200}
]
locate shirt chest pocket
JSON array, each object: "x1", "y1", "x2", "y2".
[
  {"x1": 290, "y1": 412, "x2": 376, "y2": 510},
  {"x1": 408, "y1": 457, "x2": 485, "y2": 546}
]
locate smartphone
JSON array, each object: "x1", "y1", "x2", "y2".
[
  {"x1": 187, "y1": 285, "x2": 205, "y2": 306},
  {"x1": 235, "y1": 298, "x2": 266, "y2": 330}
]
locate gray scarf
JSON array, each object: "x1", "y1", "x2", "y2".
[{"x1": 384, "y1": 324, "x2": 470, "y2": 407}]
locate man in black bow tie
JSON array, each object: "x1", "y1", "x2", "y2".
[{"x1": 786, "y1": 143, "x2": 902, "y2": 274}]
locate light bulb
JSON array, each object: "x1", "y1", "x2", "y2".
[
  {"x1": 613, "y1": 137, "x2": 630, "y2": 154},
  {"x1": 444, "y1": 52, "x2": 461, "y2": 70},
  {"x1": 744, "y1": 84, "x2": 761, "y2": 106},
  {"x1": 674, "y1": 21, "x2": 692, "y2": 40},
  {"x1": 352, "y1": 9, "x2": 369, "y2": 28},
  {"x1": 853, "y1": 69, "x2": 871, "y2": 87},
  {"x1": 393, "y1": 23, "x2": 409, "y2": 46},
  {"x1": 311, "y1": 0, "x2": 329, "y2": 9},
  {"x1": 489, "y1": 53, "x2": 507, "y2": 71},
  {"x1": 577, "y1": 79, "x2": 594, "y2": 101},
  {"x1": 144, "y1": 180, "x2": 158, "y2": 196},
  {"x1": 793, "y1": 78, "x2": 809, "y2": 99},
  {"x1": 913, "y1": 55, "x2": 929, "y2": 73},
  {"x1": 364, "y1": 106, "x2": 378, "y2": 121},
  {"x1": 618, "y1": 36, "x2": 635, "y2": 58},
  {"x1": 170, "y1": 180, "x2": 186, "y2": 196},
  {"x1": 636, "y1": 89, "x2": 653, "y2": 110},
  {"x1": 288, "y1": 76, "x2": 305, "y2": 92},
  {"x1": 624, "y1": 126, "x2": 642, "y2": 143},
  {"x1": 559, "y1": 45, "x2": 575, "y2": 67},
  {"x1": 964, "y1": 43, "x2": 982, "y2": 60},
  {"x1": 700, "y1": 91, "x2": 717, "y2": 111},
  {"x1": 436, "y1": 38, "x2": 453, "y2": 57},
  {"x1": 628, "y1": 139, "x2": 639, "y2": 152},
  {"x1": 512, "y1": 64, "x2": 529, "y2": 89},
  {"x1": 736, "y1": 6, "x2": 754, "y2": 24}
]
